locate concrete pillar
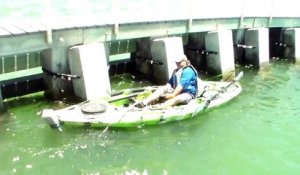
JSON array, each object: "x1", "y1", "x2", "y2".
[
  {"x1": 68, "y1": 43, "x2": 111, "y2": 101},
  {"x1": 41, "y1": 30, "x2": 84, "y2": 100},
  {"x1": 151, "y1": 37, "x2": 185, "y2": 84},
  {"x1": 245, "y1": 28, "x2": 270, "y2": 67},
  {"x1": 185, "y1": 33, "x2": 206, "y2": 70},
  {"x1": 0, "y1": 86, "x2": 3, "y2": 111},
  {"x1": 134, "y1": 38, "x2": 152, "y2": 76},
  {"x1": 269, "y1": 28, "x2": 284, "y2": 59},
  {"x1": 282, "y1": 28, "x2": 300, "y2": 63},
  {"x1": 205, "y1": 30, "x2": 235, "y2": 80},
  {"x1": 41, "y1": 47, "x2": 72, "y2": 100},
  {"x1": 232, "y1": 29, "x2": 246, "y2": 64}
]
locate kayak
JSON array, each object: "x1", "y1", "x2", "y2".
[{"x1": 41, "y1": 80, "x2": 242, "y2": 129}]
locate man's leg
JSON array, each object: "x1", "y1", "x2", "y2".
[
  {"x1": 135, "y1": 86, "x2": 171, "y2": 108},
  {"x1": 143, "y1": 86, "x2": 172, "y2": 105}
]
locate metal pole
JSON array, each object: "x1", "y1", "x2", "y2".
[
  {"x1": 188, "y1": 0, "x2": 193, "y2": 30},
  {"x1": 112, "y1": 0, "x2": 119, "y2": 37},
  {"x1": 46, "y1": 0, "x2": 53, "y2": 44},
  {"x1": 239, "y1": 0, "x2": 245, "y2": 28}
]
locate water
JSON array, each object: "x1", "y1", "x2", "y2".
[
  {"x1": 1, "y1": 1, "x2": 300, "y2": 174},
  {"x1": 0, "y1": 0, "x2": 191, "y2": 23},
  {"x1": 1, "y1": 59, "x2": 300, "y2": 175},
  {"x1": 2, "y1": 0, "x2": 294, "y2": 24}
]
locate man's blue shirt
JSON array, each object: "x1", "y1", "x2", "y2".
[{"x1": 168, "y1": 66, "x2": 198, "y2": 97}]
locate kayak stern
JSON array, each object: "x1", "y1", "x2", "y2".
[{"x1": 42, "y1": 109, "x2": 61, "y2": 128}]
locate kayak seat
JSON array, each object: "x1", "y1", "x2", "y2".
[{"x1": 81, "y1": 101, "x2": 107, "y2": 113}]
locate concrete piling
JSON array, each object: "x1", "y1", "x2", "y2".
[
  {"x1": 205, "y1": 30, "x2": 235, "y2": 80},
  {"x1": 151, "y1": 37, "x2": 185, "y2": 84},
  {"x1": 282, "y1": 28, "x2": 300, "y2": 63},
  {"x1": 41, "y1": 30, "x2": 84, "y2": 100},
  {"x1": 244, "y1": 28, "x2": 270, "y2": 67},
  {"x1": 232, "y1": 29, "x2": 246, "y2": 64},
  {"x1": 68, "y1": 43, "x2": 111, "y2": 100},
  {"x1": 185, "y1": 32, "x2": 207, "y2": 70},
  {"x1": 134, "y1": 38, "x2": 153, "y2": 76},
  {"x1": 0, "y1": 86, "x2": 3, "y2": 111},
  {"x1": 41, "y1": 47, "x2": 73, "y2": 100}
]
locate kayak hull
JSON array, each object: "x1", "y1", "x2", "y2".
[{"x1": 42, "y1": 81, "x2": 242, "y2": 128}]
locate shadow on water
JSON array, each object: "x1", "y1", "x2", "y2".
[{"x1": 4, "y1": 92, "x2": 45, "y2": 106}]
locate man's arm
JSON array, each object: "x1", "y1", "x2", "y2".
[{"x1": 162, "y1": 84, "x2": 183, "y2": 99}]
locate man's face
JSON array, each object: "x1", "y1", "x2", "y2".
[{"x1": 176, "y1": 60, "x2": 184, "y2": 68}]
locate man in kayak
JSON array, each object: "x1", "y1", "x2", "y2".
[{"x1": 135, "y1": 54, "x2": 199, "y2": 108}]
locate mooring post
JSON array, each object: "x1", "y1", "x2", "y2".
[
  {"x1": 151, "y1": 37, "x2": 185, "y2": 84},
  {"x1": 205, "y1": 29, "x2": 235, "y2": 80},
  {"x1": 244, "y1": 28, "x2": 270, "y2": 67}
]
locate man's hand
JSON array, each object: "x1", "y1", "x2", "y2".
[
  {"x1": 160, "y1": 84, "x2": 183, "y2": 100},
  {"x1": 161, "y1": 93, "x2": 174, "y2": 100}
]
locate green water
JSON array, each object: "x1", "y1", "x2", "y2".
[{"x1": 1, "y1": 59, "x2": 300, "y2": 175}]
